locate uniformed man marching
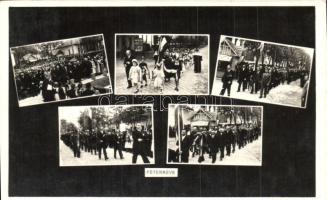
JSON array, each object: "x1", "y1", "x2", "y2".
[
  {"x1": 132, "y1": 123, "x2": 150, "y2": 164},
  {"x1": 124, "y1": 50, "x2": 134, "y2": 89},
  {"x1": 220, "y1": 65, "x2": 234, "y2": 96},
  {"x1": 97, "y1": 127, "x2": 108, "y2": 160},
  {"x1": 113, "y1": 130, "x2": 124, "y2": 159},
  {"x1": 217, "y1": 126, "x2": 225, "y2": 161}
]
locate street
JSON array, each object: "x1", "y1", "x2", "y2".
[
  {"x1": 115, "y1": 47, "x2": 209, "y2": 95},
  {"x1": 59, "y1": 140, "x2": 154, "y2": 166},
  {"x1": 211, "y1": 78, "x2": 304, "y2": 107}
]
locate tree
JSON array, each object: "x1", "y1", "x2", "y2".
[
  {"x1": 89, "y1": 107, "x2": 107, "y2": 130},
  {"x1": 11, "y1": 46, "x2": 39, "y2": 67},
  {"x1": 118, "y1": 106, "x2": 151, "y2": 127},
  {"x1": 60, "y1": 119, "x2": 68, "y2": 135},
  {"x1": 78, "y1": 109, "x2": 92, "y2": 131},
  {"x1": 39, "y1": 41, "x2": 63, "y2": 60}
]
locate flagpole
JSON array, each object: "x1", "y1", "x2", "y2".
[
  {"x1": 178, "y1": 106, "x2": 181, "y2": 163},
  {"x1": 157, "y1": 36, "x2": 162, "y2": 64}
]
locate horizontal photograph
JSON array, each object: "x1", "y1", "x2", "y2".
[
  {"x1": 115, "y1": 34, "x2": 209, "y2": 95},
  {"x1": 167, "y1": 104, "x2": 262, "y2": 166},
  {"x1": 211, "y1": 35, "x2": 314, "y2": 108},
  {"x1": 59, "y1": 105, "x2": 154, "y2": 166},
  {"x1": 10, "y1": 34, "x2": 112, "y2": 107}
]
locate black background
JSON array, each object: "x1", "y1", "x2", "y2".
[{"x1": 9, "y1": 7, "x2": 315, "y2": 197}]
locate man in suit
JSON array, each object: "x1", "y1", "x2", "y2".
[{"x1": 132, "y1": 123, "x2": 150, "y2": 164}]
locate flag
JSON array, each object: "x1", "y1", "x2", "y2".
[
  {"x1": 159, "y1": 36, "x2": 168, "y2": 53},
  {"x1": 174, "y1": 106, "x2": 184, "y2": 134},
  {"x1": 258, "y1": 42, "x2": 264, "y2": 52}
]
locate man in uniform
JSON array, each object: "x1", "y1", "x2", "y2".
[
  {"x1": 163, "y1": 51, "x2": 180, "y2": 91},
  {"x1": 217, "y1": 125, "x2": 225, "y2": 161},
  {"x1": 220, "y1": 65, "x2": 234, "y2": 96},
  {"x1": 237, "y1": 63, "x2": 249, "y2": 92},
  {"x1": 225, "y1": 125, "x2": 233, "y2": 156},
  {"x1": 113, "y1": 130, "x2": 124, "y2": 159},
  {"x1": 208, "y1": 128, "x2": 219, "y2": 163},
  {"x1": 231, "y1": 125, "x2": 237, "y2": 153},
  {"x1": 97, "y1": 127, "x2": 108, "y2": 160},
  {"x1": 132, "y1": 123, "x2": 150, "y2": 164},
  {"x1": 70, "y1": 129, "x2": 80, "y2": 158},
  {"x1": 124, "y1": 50, "x2": 134, "y2": 89},
  {"x1": 259, "y1": 66, "x2": 272, "y2": 98},
  {"x1": 178, "y1": 129, "x2": 194, "y2": 163},
  {"x1": 80, "y1": 57, "x2": 93, "y2": 78},
  {"x1": 143, "y1": 127, "x2": 153, "y2": 157},
  {"x1": 90, "y1": 128, "x2": 97, "y2": 155}
]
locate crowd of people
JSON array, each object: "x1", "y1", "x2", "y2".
[
  {"x1": 168, "y1": 124, "x2": 261, "y2": 163},
  {"x1": 15, "y1": 53, "x2": 107, "y2": 102},
  {"x1": 60, "y1": 123, "x2": 153, "y2": 164},
  {"x1": 123, "y1": 47, "x2": 202, "y2": 94},
  {"x1": 219, "y1": 62, "x2": 309, "y2": 105}
]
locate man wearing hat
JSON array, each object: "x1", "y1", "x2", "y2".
[{"x1": 97, "y1": 126, "x2": 108, "y2": 160}]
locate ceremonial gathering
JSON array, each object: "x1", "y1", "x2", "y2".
[
  {"x1": 115, "y1": 34, "x2": 209, "y2": 95},
  {"x1": 10, "y1": 35, "x2": 112, "y2": 107},
  {"x1": 167, "y1": 105, "x2": 262, "y2": 165},
  {"x1": 211, "y1": 36, "x2": 314, "y2": 108},
  {"x1": 59, "y1": 105, "x2": 154, "y2": 166}
]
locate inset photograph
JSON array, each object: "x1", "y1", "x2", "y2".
[
  {"x1": 211, "y1": 35, "x2": 314, "y2": 108},
  {"x1": 167, "y1": 104, "x2": 262, "y2": 166},
  {"x1": 115, "y1": 34, "x2": 209, "y2": 95},
  {"x1": 10, "y1": 34, "x2": 112, "y2": 107},
  {"x1": 59, "y1": 105, "x2": 154, "y2": 166}
]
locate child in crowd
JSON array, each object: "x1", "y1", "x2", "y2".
[
  {"x1": 129, "y1": 59, "x2": 142, "y2": 93},
  {"x1": 153, "y1": 63, "x2": 165, "y2": 94},
  {"x1": 139, "y1": 56, "x2": 149, "y2": 88}
]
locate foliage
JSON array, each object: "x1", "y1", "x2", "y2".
[
  {"x1": 264, "y1": 43, "x2": 312, "y2": 70},
  {"x1": 60, "y1": 119, "x2": 78, "y2": 134},
  {"x1": 78, "y1": 109, "x2": 92, "y2": 131},
  {"x1": 118, "y1": 106, "x2": 151, "y2": 125}
]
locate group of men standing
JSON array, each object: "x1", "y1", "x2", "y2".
[
  {"x1": 60, "y1": 123, "x2": 153, "y2": 164},
  {"x1": 169, "y1": 124, "x2": 261, "y2": 164},
  {"x1": 220, "y1": 62, "x2": 309, "y2": 99},
  {"x1": 15, "y1": 54, "x2": 106, "y2": 102}
]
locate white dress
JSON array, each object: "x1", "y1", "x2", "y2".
[
  {"x1": 153, "y1": 69, "x2": 165, "y2": 89},
  {"x1": 129, "y1": 65, "x2": 141, "y2": 85}
]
